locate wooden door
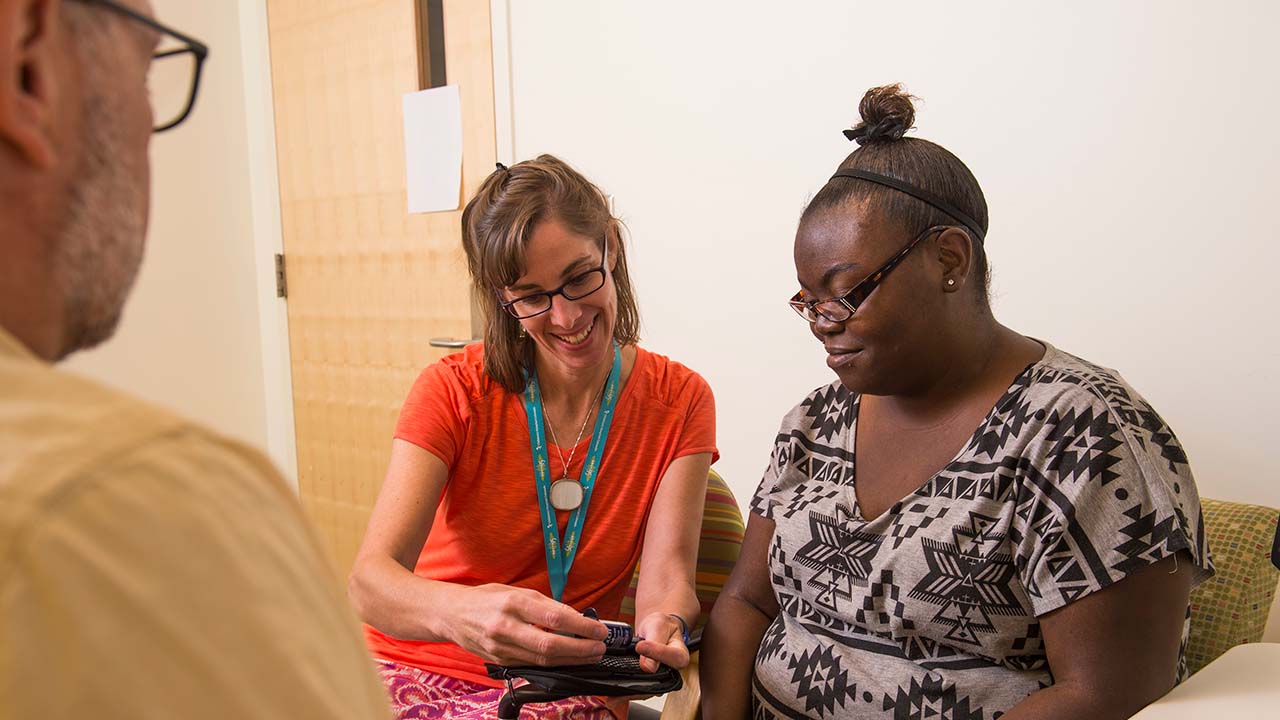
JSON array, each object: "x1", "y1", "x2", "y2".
[{"x1": 265, "y1": 0, "x2": 495, "y2": 574}]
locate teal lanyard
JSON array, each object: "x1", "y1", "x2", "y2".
[{"x1": 522, "y1": 343, "x2": 622, "y2": 602}]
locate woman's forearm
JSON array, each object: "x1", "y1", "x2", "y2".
[
  {"x1": 347, "y1": 553, "x2": 462, "y2": 643},
  {"x1": 998, "y1": 681, "x2": 1160, "y2": 720},
  {"x1": 700, "y1": 594, "x2": 772, "y2": 720},
  {"x1": 635, "y1": 580, "x2": 701, "y2": 632}
]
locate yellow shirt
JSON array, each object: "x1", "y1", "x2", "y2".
[{"x1": 0, "y1": 327, "x2": 390, "y2": 719}]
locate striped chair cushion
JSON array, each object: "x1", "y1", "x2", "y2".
[
  {"x1": 1186, "y1": 497, "x2": 1280, "y2": 675},
  {"x1": 620, "y1": 468, "x2": 745, "y2": 630}
]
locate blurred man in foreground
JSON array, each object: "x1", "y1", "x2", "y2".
[{"x1": 0, "y1": 2, "x2": 390, "y2": 717}]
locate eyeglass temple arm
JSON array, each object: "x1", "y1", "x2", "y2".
[{"x1": 89, "y1": 0, "x2": 209, "y2": 56}]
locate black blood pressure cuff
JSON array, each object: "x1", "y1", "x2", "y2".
[{"x1": 485, "y1": 653, "x2": 682, "y2": 697}]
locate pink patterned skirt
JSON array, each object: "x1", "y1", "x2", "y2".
[{"x1": 375, "y1": 659, "x2": 622, "y2": 719}]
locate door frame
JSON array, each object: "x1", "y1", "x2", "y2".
[
  {"x1": 238, "y1": 0, "x2": 296, "y2": 487},
  {"x1": 490, "y1": 0, "x2": 516, "y2": 165}
]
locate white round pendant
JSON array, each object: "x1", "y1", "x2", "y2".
[{"x1": 549, "y1": 478, "x2": 584, "y2": 511}]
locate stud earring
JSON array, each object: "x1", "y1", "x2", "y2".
[
  {"x1": 945, "y1": 279, "x2": 956, "y2": 287},
  {"x1": 518, "y1": 326, "x2": 528, "y2": 338}
]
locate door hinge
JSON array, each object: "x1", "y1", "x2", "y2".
[{"x1": 274, "y1": 253, "x2": 287, "y2": 299}]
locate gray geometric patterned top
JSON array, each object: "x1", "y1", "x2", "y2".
[{"x1": 750, "y1": 344, "x2": 1214, "y2": 719}]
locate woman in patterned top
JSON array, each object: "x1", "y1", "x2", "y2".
[{"x1": 701, "y1": 85, "x2": 1213, "y2": 720}]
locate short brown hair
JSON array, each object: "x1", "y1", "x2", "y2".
[{"x1": 460, "y1": 154, "x2": 641, "y2": 394}]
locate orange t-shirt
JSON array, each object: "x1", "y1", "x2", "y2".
[{"x1": 364, "y1": 343, "x2": 718, "y2": 686}]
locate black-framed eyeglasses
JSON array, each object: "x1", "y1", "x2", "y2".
[
  {"x1": 789, "y1": 225, "x2": 946, "y2": 324},
  {"x1": 499, "y1": 241, "x2": 610, "y2": 319},
  {"x1": 71, "y1": 0, "x2": 209, "y2": 133}
]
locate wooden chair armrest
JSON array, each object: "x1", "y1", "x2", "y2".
[{"x1": 659, "y1": 653, "x2": 701, "y2": 720}]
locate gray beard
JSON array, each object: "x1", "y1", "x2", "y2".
[{"x1": 55, "y1": 89, "x2": 148, "y2": 360}]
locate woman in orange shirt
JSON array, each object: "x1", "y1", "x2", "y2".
[{"x1": 349, "y1": 155, "x2": 718, "y2": 720}]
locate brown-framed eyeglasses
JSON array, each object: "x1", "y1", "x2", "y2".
[{"x1": 789, "y1": 225, "x2": 947, "y2": 323}]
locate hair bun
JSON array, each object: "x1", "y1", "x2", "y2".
[{"x1": 843, "y1": 84, "x2": 917, "y2": 145}]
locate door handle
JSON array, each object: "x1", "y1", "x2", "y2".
[{"x1": 429, "y1": 337, "x2": 480, "y2": 348}]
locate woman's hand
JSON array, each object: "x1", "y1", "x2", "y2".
[
  {"x1": 443, "y1": 583, "x2": 609, "y2": 667},
  {"x1": 634, "y1": 612, "x2": 690, "y2": 672}
]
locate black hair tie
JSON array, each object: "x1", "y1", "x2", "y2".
[{"x1": 829, "y1": 169, "x2": 986, "y2": 243}]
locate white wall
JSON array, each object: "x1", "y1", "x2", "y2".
[
  {"x1": 66, "y1": 0, "x2": 295, "y2": 481},
  {"x1": 505, "y1": 0, "x2": 1280, "y2": 508}
]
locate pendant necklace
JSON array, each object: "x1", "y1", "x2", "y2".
[{"x1": 543, "y1": 377, "x2": 606, "y2": 511}]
